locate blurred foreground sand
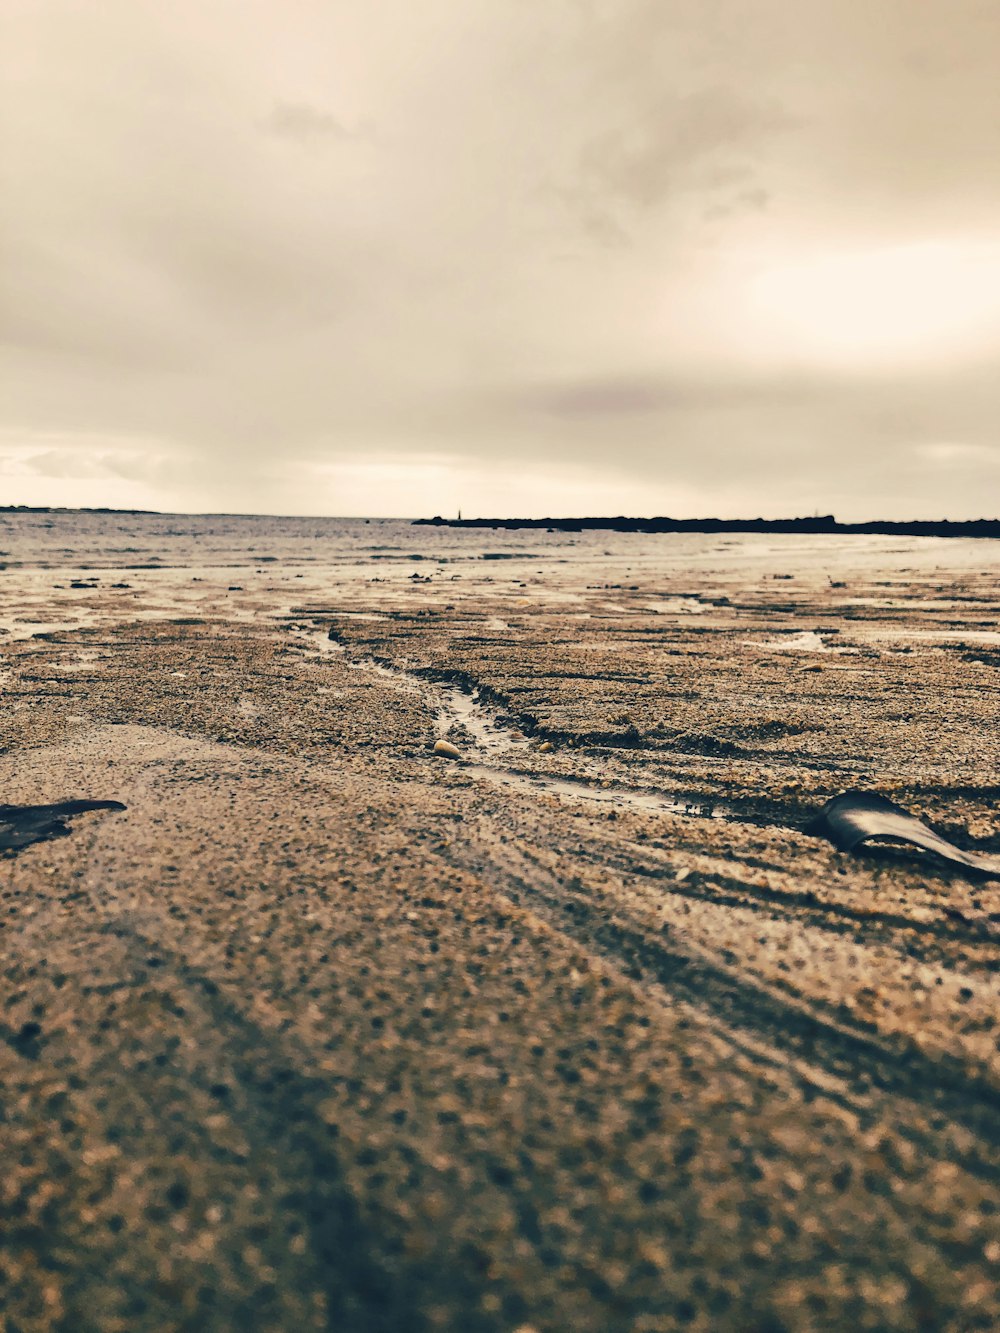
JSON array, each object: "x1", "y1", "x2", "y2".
[{"x1": 2, "y1": 532, "x2": 999, "y2": 1330}]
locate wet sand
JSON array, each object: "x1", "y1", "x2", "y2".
[{"x1": 1, "y1": 522, "x2": 999, "y2": 1330}]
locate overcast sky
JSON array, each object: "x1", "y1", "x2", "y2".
[{"x1": 4, "y1": 1, "x2": 1000, "y2": 518}]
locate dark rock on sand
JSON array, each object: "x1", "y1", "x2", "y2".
[{"x1": 0, "y1": 799, "x2": 126, "y2": 854}]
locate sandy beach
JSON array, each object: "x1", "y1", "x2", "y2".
[{"x1": 2, "y1": 513, "x2": 999, "y2": 1331}]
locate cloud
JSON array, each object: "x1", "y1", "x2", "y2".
[
  {"x1": 514, "y1": 378, "x2": 677, "y2": 418},
  {"x1": 3, "y1": 0, "x2": 1000, "y2": 519},
  {"x1": 569, "y1": 87, "x2": 793, "y2": 227},
  {"x1": 915, "y1": 442, "x2": 1000, "y2": 468},
  {"x1": 260, "y1": 100, "x2": 369, "y2": 146}
]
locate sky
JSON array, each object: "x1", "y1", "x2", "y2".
[{"x1": 3, "y1": 0, "x2": 1000, "y2": 519}]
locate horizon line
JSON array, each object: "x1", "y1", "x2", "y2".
[{"x1": 1, "y1": 503, "x2": 1000, "y2": 525}]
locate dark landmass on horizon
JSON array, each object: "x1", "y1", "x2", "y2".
[
  {"x1": 415, "y1": 513, "x2": 1000, "y2": 538},
  {"x1": 3, "y1": 507, "x2": 998, "y2": 538},
  {"x1": 0, "y1": 505, "x2": 158, "y2": 515}
]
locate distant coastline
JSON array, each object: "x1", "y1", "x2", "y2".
[
  {"x1": 414, "y1": 514, "x2": 1000, "y2": 539},
  {"x1": 0, "y1": 505, "x2": 158, "y2": 515},
  {"x1": 2, "y1": 507, "x2": 998, "y2": 538}
]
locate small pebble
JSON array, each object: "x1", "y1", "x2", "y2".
[
  {"x1": 538, "y1": 741, "x2": 553, "y2": 753},
  {"x1": 433, "y1": 739, "x2": 462, "y2": 759}
]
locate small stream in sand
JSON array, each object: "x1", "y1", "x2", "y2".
[
  {"x1": 295, "y1": 628, "x2": 730, "y2": 823},
  {"x1": 293, "y1": 629, "x2": 1000, "y2": 881}
]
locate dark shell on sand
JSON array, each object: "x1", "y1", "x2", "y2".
[{"x1": 806, "y1": 790, "x2": 1000, "y2": 878}]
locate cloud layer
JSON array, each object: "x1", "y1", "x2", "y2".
[{"x1": 3, "y1": 0, "x2": 1000, "y2": 517}]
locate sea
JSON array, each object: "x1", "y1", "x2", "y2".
[{"x1": 3, "y1": 510, "x2": 996, "y2": 576}]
